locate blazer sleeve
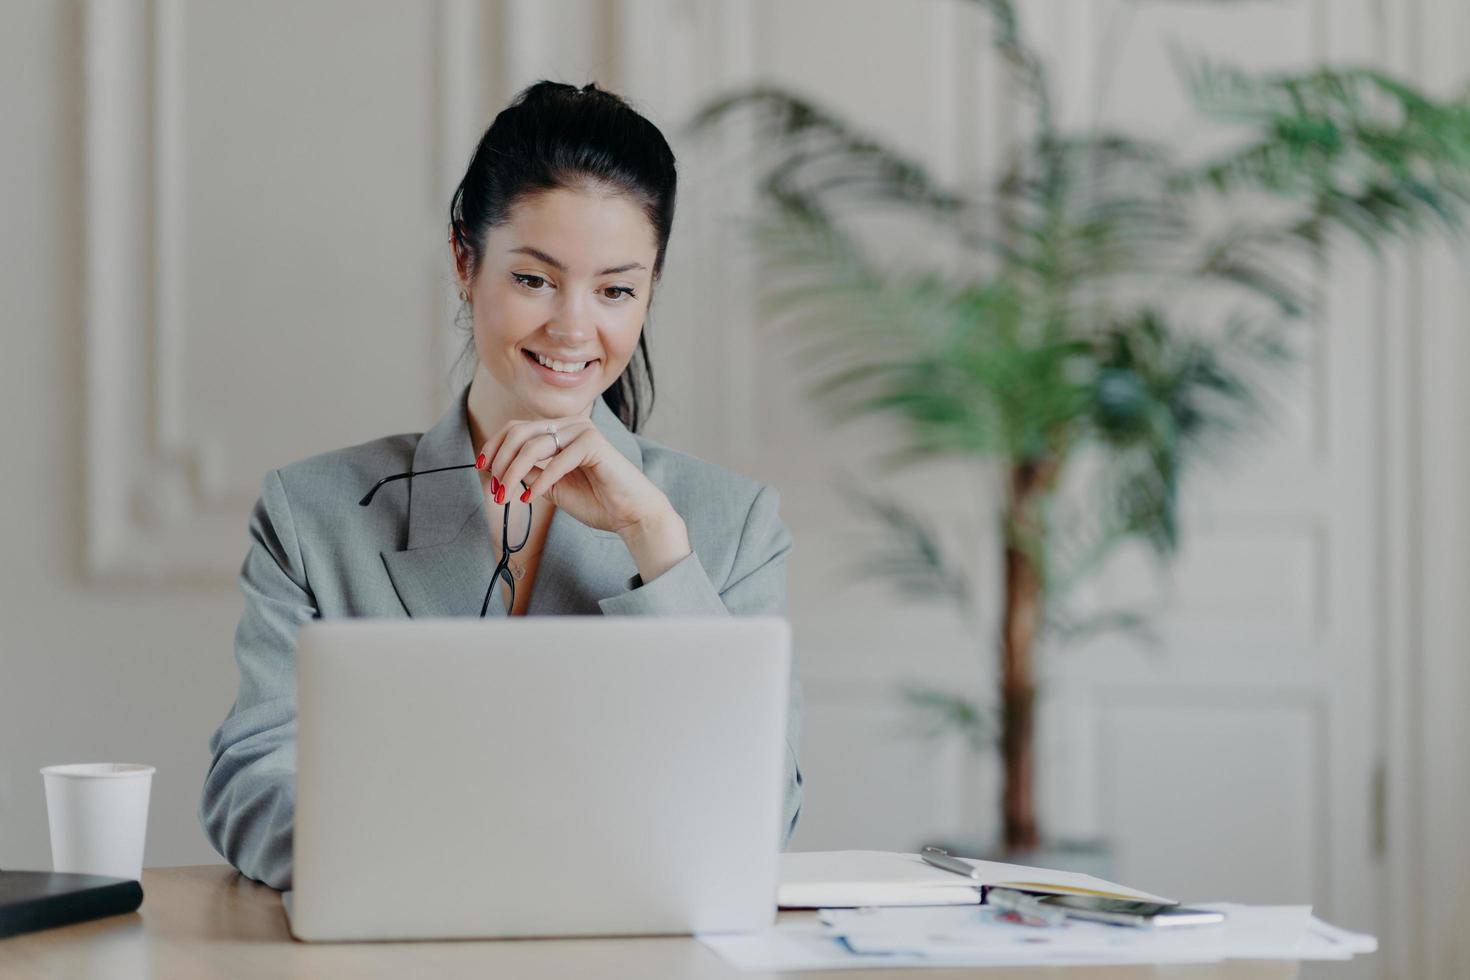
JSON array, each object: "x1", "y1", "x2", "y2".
[
  {"x1": 199, "y1": 468, "x2": 314, "y2": 891},
  {"x1": 597, "y1": 484, "x2": 806, "y2": 849}
]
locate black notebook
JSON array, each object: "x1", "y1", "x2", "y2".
[{"x1": 0, "y1": 870, "x2": 144, "y2": 939}]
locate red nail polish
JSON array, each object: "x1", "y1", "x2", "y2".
[
  {"x1": 476, "y1": 453, "x2": 485, "y2": 470},
  {"x1": 520, "y1": 488, "x2": 532, "y2": 503},
  {"x1": 491, "y1": 476, "x2": 501, "y2": 495},
  {"x1": 495, "y1": 485, "x2": 505, "y2": 504}
]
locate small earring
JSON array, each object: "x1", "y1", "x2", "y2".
[{"x1": 458, "y1": 289, "x2": 469, "y2": 303}]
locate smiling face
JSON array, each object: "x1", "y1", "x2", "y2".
[{"x1": 456, "y1": 186, "x2": 658, "y2": 424}]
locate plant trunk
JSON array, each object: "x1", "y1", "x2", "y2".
[{"x1": 999, "y1": 457, "x2": 1056, "y2": 853}]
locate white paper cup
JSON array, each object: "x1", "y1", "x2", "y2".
[{"x1": 41, "y1": 763, "x2": 155, "y2": 880}]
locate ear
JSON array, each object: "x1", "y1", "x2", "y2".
[{"x1": 449, "y1": 222, "x2": 473, "y2": 290}]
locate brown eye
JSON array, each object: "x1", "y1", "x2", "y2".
[
  {"x1": 512, "y1": 273, "x2": 548, "y2": 290},
  {"x1": 604, "y1": 286, "x2": 636, "y2": 301}
]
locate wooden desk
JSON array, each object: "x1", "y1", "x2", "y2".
[{"x1": 0, "y1": 866, "x2": 1302, "y2": 979}]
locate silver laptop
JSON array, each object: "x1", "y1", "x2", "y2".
[{"x1": 283, "y1": 616, "x2": 791, "y2": 942}]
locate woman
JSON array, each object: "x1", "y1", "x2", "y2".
[{"x1": 199, "y1": 81, "x2": 804, "y2": 891}]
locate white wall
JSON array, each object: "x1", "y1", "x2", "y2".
[
  {"x1": 0, "y1": 0, "x2": 231, "y2": 859},
  {"x1": 1, "y1": 3, "x2": 1467, "y2": 978}
]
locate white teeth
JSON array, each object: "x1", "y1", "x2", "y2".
[{"x1": 533, "y1": 352, "x2": 590, "y2": 373}]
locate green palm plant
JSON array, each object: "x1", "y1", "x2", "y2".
[{"x1": 684, "y1": 0, "x2": 1470, "y2": 854}]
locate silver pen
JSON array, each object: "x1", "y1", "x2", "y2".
[
  {"x1": 919, "y1": 846, "x2": 984, "y2": 882},
  {"x1": 985, "y1": 887, "x2": 1068, "y2": 927},
  {"x1": 920, "y1": 848, "x2": 1065, "y2": 928}
]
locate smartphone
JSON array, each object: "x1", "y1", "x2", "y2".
[{"x1": 1035, "y1": 894, "x2": 1226, "y2": 928}]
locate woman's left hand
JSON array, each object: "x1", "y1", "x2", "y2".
[{"x1": 475, "y1": 417, "x2": 675, "y2": 537}]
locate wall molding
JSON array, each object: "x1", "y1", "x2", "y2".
[
  {"x1": 1090, "y1": 687, "x2": 1332, "y2": 909},
  {"x1": 82, "y1": 0, "x2": 462, "y2": 583},
  {"x1": 83, "y1": 0, "x2": 231, "y2": 583}
]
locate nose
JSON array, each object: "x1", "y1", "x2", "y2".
[{"x1": 544, "y1": 291, "x2": 595, "y2": 347}]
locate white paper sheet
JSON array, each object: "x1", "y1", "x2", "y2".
[
  {"x1": 1304, "y1": 915, "x2": 1378, "y2": 957},
  {"x1": 821, "y1": 906, "x2": 1225, "y2": 964},
  {"x1": 697, "y1": 902, "x2": 1379, "y2": 972}
]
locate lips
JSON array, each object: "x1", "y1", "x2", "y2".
[
  {"x1": 522, "y1": 348, "x2": 599, "y2": 385},
  {"x1": 529, "y1": 350, "x2": 598, "y2": 363}
]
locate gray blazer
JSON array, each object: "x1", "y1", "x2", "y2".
[{"x1": 199, "y1": 382, "x2": 804, "y2": 890}]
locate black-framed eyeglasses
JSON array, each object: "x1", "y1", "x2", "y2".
[{"x1": 359, "y1": 463, "x2": 530, "y2": 617}]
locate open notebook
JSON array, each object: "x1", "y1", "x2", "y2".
[{"x1": 778, "y1": 850, "x2": 1174, "y2": 909}]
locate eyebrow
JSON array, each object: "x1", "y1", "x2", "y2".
[{"x1": 508, "y1": 246, "x2": 646, "y2": 276}]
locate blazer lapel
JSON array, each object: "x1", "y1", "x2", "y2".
[
  {"x1": 381, "y1": 384, "x2": 643, "y2": 618},
  {"x1": 379, "y1": 383, "x2": 498, "y2": 618}
]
